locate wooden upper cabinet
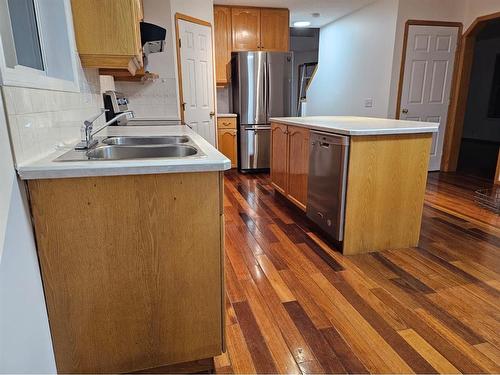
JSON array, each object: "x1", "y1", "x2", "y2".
[
  {"x1": 260, "y1": 9, "x2": 289, "y2": 51},
  {"x1": 271, "y1": 123, "x2": 289, "y2": 194},
  {"x1": 214, "y1": 6, "x2": 232, "y2": 85},
  {"x1": 71, "y1": 0, "x2": 143, "y2": 74},
  {"x1": 287, "y1": 126, "x2": 309, "y2": 211},
  {"x1": 231, "y1": 7, "x2": 261, "y2": 51}
]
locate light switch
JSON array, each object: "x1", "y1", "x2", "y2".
[{"x1": 364, "y1": 99, "x2": 373, "y2": 108}]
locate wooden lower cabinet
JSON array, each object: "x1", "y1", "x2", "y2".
[
  {"x1": 28, "y1": 172, "x2": 224, "y2": 373},
  {"x1": 287, "y1": 126, "x2": 310, "y2": 210},
  {"x1": 270, "y1": 122, "x2": 309, "y2": 211},
  {"x1": 270, "y1": 123, "x2": 289, "y2": 195},
  {"x1": 218, "y1": 129, "x2": 237, "y2": 168}
]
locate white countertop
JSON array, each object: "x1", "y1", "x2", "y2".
[
  {"x1": 17, "y1": 126, "x2": 231, "y2": 180},
  {"x1": 217, "y1": 113, "x2": 237, "y2": 118},
  {"x1": 269, "y1": 116, "x2": 439, "y2": 136}
]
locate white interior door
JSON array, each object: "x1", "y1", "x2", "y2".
[
  {"x1": 400, "y1": 25, "x2": 459, "y2": 171},
  {"x1": 178, "y1": 19, "x2": 215, "y2": 145}
]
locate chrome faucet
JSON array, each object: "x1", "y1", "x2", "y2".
[{"x1": 76, "y1": 110, "x2": 135, "y2": 150}]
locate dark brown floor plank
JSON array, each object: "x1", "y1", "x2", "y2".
[
  {"x1": 232, "y1": 301, "x2": 279, "y2": 374},
  {"x1": 283, "y1": 301, "x2": 346, "y2": 374}
]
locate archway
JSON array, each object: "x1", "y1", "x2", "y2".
[{"x1": 441, "y1": 11, "x2": 500, "y2": 184}]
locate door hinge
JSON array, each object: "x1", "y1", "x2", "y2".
[{"x1": 178, "y1": 38, "x2": 182, "y2": 48}]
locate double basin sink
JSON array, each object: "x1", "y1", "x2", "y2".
[{"x1": 56, "y1": 135, "x2": 204, "y2": 162}]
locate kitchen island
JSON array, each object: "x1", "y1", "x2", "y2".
[
  {"x1": 18, "y1": 126, "x2": 230, "y2": 374},
  {"x1": 269, "y1": 116, "x2": 439, "y2": 255}
]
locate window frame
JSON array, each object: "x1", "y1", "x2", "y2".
[{"x1": 0, "y1": 0, "x2": 80, "y2": 92}]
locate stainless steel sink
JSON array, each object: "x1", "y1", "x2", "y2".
[
  {"x1": 102, "y1": 136, "x2": 190, "y2": 145},
  {"x1": 86, "y1": 145, "x2": 198, "y2": 160}
]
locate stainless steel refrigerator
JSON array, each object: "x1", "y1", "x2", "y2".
[{"x1": 232, "y1": 51, "x2": 293, "y2": 171}]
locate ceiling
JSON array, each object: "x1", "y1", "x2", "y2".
[{"x1": 213, "y1": 0, "x2": 375, "y2": 27}]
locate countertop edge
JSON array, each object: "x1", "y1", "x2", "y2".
[
  {"x1": 18, "y1": 161, "x2": 231, "y2": 180},
  {"x1": 269, "y1": 117, "x2": 439, "y2": 135}
]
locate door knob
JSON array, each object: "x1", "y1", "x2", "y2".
[
  {"x1": 402, "y1": 108, "x2": 409, "y2": 114},
  {"x1": 209, "y1": 111, "x2": 215, "y2": 118}
]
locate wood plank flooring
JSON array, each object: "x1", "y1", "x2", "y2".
[{"x1": 215, "y1": 171, "x2": 500, "y2": 374}]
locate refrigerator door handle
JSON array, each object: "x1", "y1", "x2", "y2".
[{"x1": 265, "y1": 60, "x2": 270, "y2": 123}]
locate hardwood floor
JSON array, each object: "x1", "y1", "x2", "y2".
[{"x1": 215, "y1": 171, "x2": 500, "y2": 374}]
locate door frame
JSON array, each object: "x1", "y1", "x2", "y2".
[
  {"x1": 440, "y1": 11, "x2": 500, "y2": 174},
  {"x1": 174, "y1": 13, "x2": 215, "y2": 125},
  {"x1": 395, "y1": 20, "x2": 462, "y2": 170}
]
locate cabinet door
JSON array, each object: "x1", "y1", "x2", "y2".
[
  {"x1": 287, "y1": 126, "x2": 309, "y2": 211},
  {"x1": 260, "y1": 9, "x2": 289, "y2": 51},
  {"x1": 71, "y1": 0, "x2": 142, "y2": 72},
  {"x1": 218, "y1": 129, "x2": 237, "y2": 168},
  {"x1": 231, "y1": 7, "x2": 261, "y2": 51},
  {"x1": 214, "y1": 6, "x2": 232, "y2": 85},
  {"x1": 271, "y1": 123, "x2": 288, "y2": 194}
]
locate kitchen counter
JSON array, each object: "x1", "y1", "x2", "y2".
[
  {"x1": 217, "y1": 113, "x2": 237, "y2": 118},
  {"x1": 270, "y1": 116, "x2": 436, "y2": 255},
  {"x1": 17, "y1": 126, "x2": 231, "y2": 180},
  {"x1": 269, "y1": 116, "x2": 439, "y2": 136}
]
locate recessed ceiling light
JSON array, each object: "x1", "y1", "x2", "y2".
[{"x1": 293, "y1": 21, "x2": 311, "y2": 27}]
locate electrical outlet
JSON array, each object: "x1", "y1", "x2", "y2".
[{"x1": 364, "y1": 98, "x2": 373, "y2": 108}]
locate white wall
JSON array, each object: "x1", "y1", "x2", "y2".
[
  {"x1": 464, "y1": 0, "x2": 500, "y2": 30},
  {"x1": 308, "y1": 0, "x2": 500, "y2": 120},
  {"x1": 306, "y1": 0, "x2": 399, "y2": 117},
  {"x1": 0, "y1": 92, "x2": 56, "y2": 373}
]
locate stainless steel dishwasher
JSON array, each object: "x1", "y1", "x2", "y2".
[{"x1": 306, "y1": 131, "x2": 350, "y2": 241}]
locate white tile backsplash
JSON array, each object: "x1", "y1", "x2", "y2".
[
  {"x1": 115, "y1": 78, "x2": 179, "y2": 119},
  {"x1": 216, "y1": 86, "x2": 230, "y2": 114},
  {"x1": 1, "y1": 68, "x2": 103, "y2": 165}
]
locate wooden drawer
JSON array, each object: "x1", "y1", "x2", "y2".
[{"x1": 217, "y1": 117, "x2": 237, "y2": 130}]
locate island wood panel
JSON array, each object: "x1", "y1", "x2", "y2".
[
  {"x1": 270, "y1": 123, "x2": 289, "y2": 194},
  {"x1": 287, "y1": 125, "x2": 309, "y2": 211},
  {"x1": 343, "y1": 134, "x2": 433, "y2": 255},
  {"x1": 214, "y1": 6, "x2": 232, "y2": 85},
  {"x1": 231, "y1": 7, "x2": 261, "y2": 51},
  {"x1": 28, "y1": 172, "x2": 224, "y2": 374},
  {"x1": 260, "y1": 8, "x2": 290, "y2": 52}
]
